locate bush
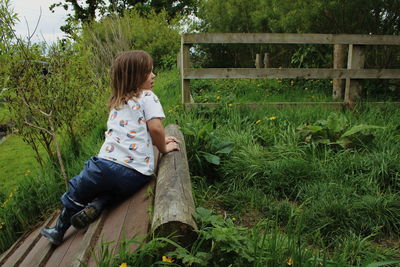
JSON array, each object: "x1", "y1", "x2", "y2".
[{"x1": 79, "y1": 9, "x2": 180, "y2": 79}]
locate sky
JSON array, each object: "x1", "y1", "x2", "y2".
[{"x1": 11, "y1": 0, "x2": 68, "y2": 43}]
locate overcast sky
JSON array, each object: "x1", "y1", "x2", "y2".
[{"x1": 12, "y1": 0, "x2": 68, "y2": 43}]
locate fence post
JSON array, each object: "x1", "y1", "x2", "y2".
[
  {"x1": 333, "y1": 44, "x2": 346, "y2": 100},
  {"x1": 255, "y1": 53, "x2": 261, "y2": 68},
  {"x1": 181, "y1": 36, "x2": 192, "y2": 106},
  {"x1": 345, "y1": 44, "x2": 365, "y2": 103},
  {"x1": 263, "y1": 53, "x2": 270, "y2": 68}
]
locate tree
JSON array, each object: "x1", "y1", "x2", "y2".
[
  {"x1": 195, "y1": 0, "x2": 400, "y2": 69},
  {"x1": 50, "y1": 0, "x2": 198, "y2": 36},
  {"x1": 0, "y1": 0, "x2": 18, "y2": 54}
]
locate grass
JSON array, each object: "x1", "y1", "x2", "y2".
[
  {"x1": 0, "y1": 102, "x2": 8, "y2": 124},
  {"x1": 2, "y1": 67, "x2": 400, "y2": 265},
  {"x1": 0, "y1": 135, "x2": 45, "y2": 195}
]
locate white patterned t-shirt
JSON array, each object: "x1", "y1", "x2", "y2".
[{"x1": 98, "y1": 90, "x2": 165, "y2": 175}]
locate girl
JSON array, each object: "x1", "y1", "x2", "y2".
[{"x1": 41, "y1": 50, "x2": 179, "y2": 246}]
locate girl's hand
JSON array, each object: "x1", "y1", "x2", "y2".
[
  {"x1": 165, "y1": 141, "x2": 180, "y2": 152},
  {"x1": 165, "y1": 136, "x2": 179, "y2": 144}
]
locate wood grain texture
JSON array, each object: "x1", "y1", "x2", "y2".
[
  {"x1": 151, "y1": 124, "x2": 197, "y2": 246},
  {"x1": 183, "y1": 67, "x2": 400, "y2": 79},
  {"x1": 0, "y1": 214, "x2": 57, "y2": 267},
  {"x1": 183, "y1": 33, "x2": 400, "y2": 45}
]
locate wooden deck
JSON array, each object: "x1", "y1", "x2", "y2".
[
  {"x1": 0, "y1": 125, "x2": 196, "y2": 267},
  {"x1": 0, "y1": 178, "x2": 155, "y2": 267}
]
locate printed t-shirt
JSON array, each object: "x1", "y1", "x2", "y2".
[{"x1": 98, "y1": 90, "x2": 165, "y2": 175}]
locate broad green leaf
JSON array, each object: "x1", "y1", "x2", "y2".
[
  {"x1": 215, "y1": 141, "x2": 234, "y2": 154},
  {"x1": 327, "y1": 113, "x2": 347, "y2": 133},
  {"x1": 341, "y1": 125, "x2": 384, "y2": 138},
  {"x1": 200, "y1": 152, "x2": 221, "y2": 165}
]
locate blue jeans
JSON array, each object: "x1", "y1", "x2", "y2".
[{"x1": 61, "y1": 156, "x2": 150, "y2": 213}]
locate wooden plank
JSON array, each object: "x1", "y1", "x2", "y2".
[
  {"x1": 43, "y1": 225, "x2": 81, "y2": 267},
  {"x1": 69, "y1": 213, "x2": 106, "y2": 267},
  {"x1": 181, "y1": 40, "x2": 192, "y2": 105},
  {"x1": 18, "y1": 217, "x2": 59, "y2": 267},
  {"x1": 54, "y1": 227, "x2": 87, "y2": 267},
  {"x1": 70, "y1": 211, "x2": 107, "y2": 267},
  {"x1": 118, "y1": 179, "x2": 155, "y2": 253},
  {"x1": 183, "y1": 33, "x2": 400, "y2": 45},
  {"x1": 183, "y1": 68, "x2": 400, "y2": 79},
  {"x1": 1, "y1": 214, "x2": 57, "y2": 267},
  {"x1": 87, "y1": 197, "x2": 131, "y2": 266},
  {"x1": 333, "y1": 44, "x2": 346, "y2": 100},
  {"x1": 151, "y1": 124, "x2": 197, "y2": 247},
  {"x1": 255, "y1": 54, "x2": 261, "y2": 68},
  {"x1": 345, "y1": 45, "x2": 366, "y2": 102}
]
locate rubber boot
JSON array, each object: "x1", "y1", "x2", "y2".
[
  {"x1": 70, "y1": 197, "x2": 110, "y2": 229},
  {"x1": 40, "y1": 208, "x2": 71, "y2": 246}
]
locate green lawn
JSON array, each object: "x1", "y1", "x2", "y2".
[{"x1": 0, "y1": 134, "x2": 44, "y2": 193}]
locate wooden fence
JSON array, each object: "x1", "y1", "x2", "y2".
[{"x1": 180, "y1": 33, "x2": 400, "y2": 108}]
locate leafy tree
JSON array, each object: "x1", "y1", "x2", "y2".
[
  {"x1": 194, "y1": 0, "x2": 400, "y2": 73},
  {"x1": 0, "y1": 0, "x2": 18, "y2": 90},
  {"x1": 79, "y1": 9, "x2": 180, "y2": 77},
  {"x1": 4, "y1": 41, "x2": 100, "y2": 185},
  {"x1": 0, "y1": 0, "x2": 17, "y2": 54},
  {"x1": 50, "y1": 0, "x2": 198, "y2": 36}
]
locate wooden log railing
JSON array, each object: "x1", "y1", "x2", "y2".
[
  {"x1": 151, "y1": 124, "x2": 197, "y2": 246},
  {"x1": 180, "y1": 33, "x2": 400, "y2": 108}
]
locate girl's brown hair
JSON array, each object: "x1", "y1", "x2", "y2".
[{"x1": 109, "y1": 50, "x2": 153, "y2": 110}]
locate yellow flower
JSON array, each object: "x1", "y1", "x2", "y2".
[
  {"x1": 304, "y1": 87, "x2": 308, "y2": 90},
  {"x1": 287, "y1": 257, "x2": 293, "y2": 266},
  {"x1": 119, "y1": 263, "x2": 127, "y2": 267},
  {"x1": 255, "y1": 120, "x2": 261, "y2": 124},
  {"x1": 228, "y1": 104, "x2": 233, "y2": 107},
  {"x1": 268, "y1": 116, "x2": 277, "y2": 120},
  {"x1": 216, "y1": 96, "x2": 221, "y2": 100},
  {"x1": 162, "y1": 256, "x2": 174, "y2": 263}
]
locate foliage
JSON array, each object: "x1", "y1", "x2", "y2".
[
  {"x1": 88, "y1": 207, "x2": 400, "y2": 266},
  {"x1": 180, "y1": 121, "x2": 234, "y2": 175},
  {"x1": 0, "y1": 0, "x2": 18, "y2": 90},
  {"x1": 296, "y1": 113, "x2": 385, "y2": 149},
  {"x1": 79, "y1": 9, "x2": 180, "y2": 80},
  {"x1": 194, "y1": 0, "x2": 400, "y2": 70},
  {"x1": 3, "y1": 40, "x2": 99, "y2": 168},
  {"x1": 0, "y1": 0, "x2": 17, "y2": 54},
  {"x1": 50, "y1": 0, "x2": 198, "y2": 36}
]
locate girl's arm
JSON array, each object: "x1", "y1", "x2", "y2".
[{"x1": 147, "y1": 118, "x2": 179, "y2": 153}]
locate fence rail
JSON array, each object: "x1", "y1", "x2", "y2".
[
  {"x1": 183, "y1": 33, "x2": 400, "y2": 45},
  {"x1": 180, "y1": 33, "x2": 400, "y2": 107}
]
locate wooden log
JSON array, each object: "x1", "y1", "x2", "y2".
[
  {"x1": 333, "y1": 44, "x2": 346, "y2": 100},
  {"x1": 345, "y1": 45, "x2": 365, "y2": 103},
  {"x1": 151, "y1": 124, "x2": 197, "y2": 247},
  {"x1": 255, "y1": 54, "x2": 261, "y2": 68},
  {"x1": 264, "y1": 53, "x2": 270, "y2": 68}
]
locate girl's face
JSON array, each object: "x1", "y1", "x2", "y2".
[{"x1": 139, "y1": 71, "x2": 156, "y2": 90}]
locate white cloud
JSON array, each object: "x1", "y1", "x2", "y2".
[{"x1": 11, "y1": 0, "x2": 68, "y2": 43}]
